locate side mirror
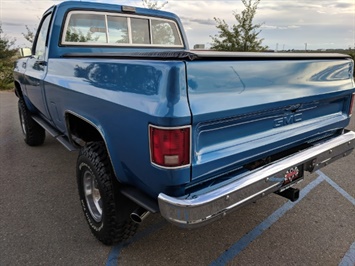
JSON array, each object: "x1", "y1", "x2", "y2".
[{"x1": 19, "y1": 47, "x2": 32, "y2": 57}]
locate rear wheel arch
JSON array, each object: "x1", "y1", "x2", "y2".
[
  {"x1": 65, "y1": 111, "x2": 118, "y2": 177},
  {"x1": 66, "y1": 113, "x2": 140, "y2": 245},
  {"x1": 65, "y1": 111, "x2": 104, "y2": 145}
]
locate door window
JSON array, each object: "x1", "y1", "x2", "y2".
[{"x1": 33, "y1": 13, "x2": 52, "y2": 60}]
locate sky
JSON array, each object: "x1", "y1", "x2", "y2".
[{"x1": 0, "y1": 0, "x2": 354, "y2": 50}]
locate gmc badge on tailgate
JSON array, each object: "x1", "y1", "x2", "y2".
[{"x1": 274, "y1": 113, "x2": 303, "y2": 128}]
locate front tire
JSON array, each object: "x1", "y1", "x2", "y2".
[
  {"x1": 77, "y1": 142, "x2": 139, "y2": 245},
  {"x1": 18, "y1": 99, "x2": 45, "y2": 146}
]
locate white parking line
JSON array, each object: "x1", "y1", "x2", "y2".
[
  {"x1": 339, "y1": 241, "x2": 355, "y2": 266},
  {"x1": 209, "y1": 175, "x2": 324, "y2": 265},
  {"x1": 106, "y1": 221, "x2": 167, "y2": 266},
  {"x1": 210, "y1": 170, "x2": 355, "y2": 265},
  {"x1": 106, "y1": 170, "x2": 354, "y2": 266},
  {"x1": 316, "y1": 170, "x2": 355, "y2": 205},
  {"x1": 315, "y1": 171, "x2": 355, "y2": 266}
]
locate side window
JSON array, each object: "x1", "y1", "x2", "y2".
[{"x1": 34, "y1": 13, "x2": 52, "y2": 60}]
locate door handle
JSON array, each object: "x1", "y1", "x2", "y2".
[{"x1": 36, "y1": 60, "x2": 47, "y2": 66}]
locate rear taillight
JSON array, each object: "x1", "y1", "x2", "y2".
[
  {"x1": 349, "y1": 93, "x2": 355, "y2": 116},
  {"x1": 149, "y1": 125, "x2": 190, "y2": 168}
]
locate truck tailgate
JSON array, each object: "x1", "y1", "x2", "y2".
[{"x1": 186, "y1": 55, "x2": 354, "y2": 182}]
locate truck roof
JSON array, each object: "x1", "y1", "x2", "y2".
[
  {"x1": 44, "y1": 0, "x2": 189, "y2": 56},
  {"x1": 53, "y1": 0, "x2": 181, "y2": 21}
]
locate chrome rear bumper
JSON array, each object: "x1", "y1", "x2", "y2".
[{"x1": 158, "y1": 131, "x2": 355, "y2": 228}]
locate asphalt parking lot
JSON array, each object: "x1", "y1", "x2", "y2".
[{"x1": 1, "y1": 90, "x2": 354, "y2": 265}]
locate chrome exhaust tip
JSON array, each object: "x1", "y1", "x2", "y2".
[{"x1": 130, "y1": 207, "x2": 150, "y2": 224}]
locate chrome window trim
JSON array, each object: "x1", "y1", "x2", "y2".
[
  {"x1": 104, "y1": 14, "x2": 109, "y2": 43},
  {"x1": 61, "y1": 10, "x2": 184, "y2": 47},
  {"x1": 127, "y1": 17, "x2": 132, "y2": 44},
  {"x1": 149, "y1": 19, "x2": 153, "y2": 45},
  {"x1": 148, "y1": 124, "x2": 192, "y2": 170}
]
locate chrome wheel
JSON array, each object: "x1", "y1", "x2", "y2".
[
  {"x1": 77, "y1": 142, "x2": 139, "y2": 245},
  {"x1": 83, "y1": 170, "x2": 102, "y2": 222}
]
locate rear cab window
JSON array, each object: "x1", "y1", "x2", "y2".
[{"x1": 61, "y1": 10, "x2": 183, "y2": 47}]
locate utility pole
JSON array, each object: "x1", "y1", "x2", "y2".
[{"x1": 305, "y1": 43, "x2": 307, "y2": 51}]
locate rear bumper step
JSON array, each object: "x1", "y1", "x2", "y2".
[{"x1": 158, "y1": 131, "x2": 355, "y2": 228}]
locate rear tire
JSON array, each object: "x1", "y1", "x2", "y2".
[
  {"x1": 77, "y1": 141, "x2": 139, "y2": 245},
  {"x1": 18, "y1": 99, "x2": 45, "y2": 146}
]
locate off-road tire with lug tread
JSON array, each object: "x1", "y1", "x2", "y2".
[
  {"x1": 18, "y1": 99, "x2": 45, "y2": 146},
  {"x1": 77, "y1": 141, "x2": 139, "y2": 245}
]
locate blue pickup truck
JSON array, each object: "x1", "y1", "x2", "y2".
[{"x1": 13, "y1": 1, "x2": 355, "y2": 245}]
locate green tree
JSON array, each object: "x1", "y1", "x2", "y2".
[
  {"x1": 142, "y1": 0, "x2": 168, "y2": 10},
  {"x1": 0, "y1": 25, "x2": 18, "y2": 90},
  {"x1": 22, "y1": 25, "x2": 36, "y2": 44},
  {"x1": 152, "y1": 22, "x2": 174, "y2": 44},
  {"x1": 142, "y1": 0, "x2": 175, "y2": 45},
  {"x1": 210, "y1": 0, "x2": 267, "y2": 51},
  {"x1": 65, "y1": 27, "x2": 100, "y2": 43}
]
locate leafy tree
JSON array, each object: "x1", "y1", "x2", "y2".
[
  {"x1": 210, "y1": 0, "x2": 267, "y2": 51},
  {"x1": 152, "y1": 22, "x2": 175, "y2": 44},
  {"x1": 65, "y1": 27, "x2": 100, "y2": 43},
  {"x1": 142, "y1": 0, "x2": 168, "y2": 10},
  {"x1": 0, "y1": 25, "x2": 18, "y2": 90},
  {"x1": 141, "y1": 0, "x2": 176, "y2": 46},
  {"x1": 22, "y1": 25, "x2": 36, "y2": 44}
]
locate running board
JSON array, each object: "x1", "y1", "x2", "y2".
[{"x1": 31, "y1": 115, "x2": 78, "y2": 152}]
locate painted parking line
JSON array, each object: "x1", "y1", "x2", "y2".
[
  {"x1": 106, "y1": 220, "x2": 167, "y2": 266},
  {"x1": 106, "y1": 171, "x2": 354, "y2": 266},
  {"x1": 339, "y1": 241, "x2": 355, "y2": 266},
  {"x1": 316, "y1": 170, "x2": 355, "y2": 206},
  {"x1": 315, "y1": 171, "x2": 355, "y2": 266},
  {"x1": 209, "y1": 175, "x2": 324, "y2": 266},
  {"x1": 210, "y1": 171, "x2": 355, "y2": 265}
]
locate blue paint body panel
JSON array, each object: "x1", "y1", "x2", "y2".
[
  {"x1": 44, "y1": 58, "x2": 191, "y2": 196},
  {"x1": 13, "y1": 1, "x2": 355, "y2": 200},
  {"x1": 186, "y1": 59, "x2": 355, "y2": 181}
]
